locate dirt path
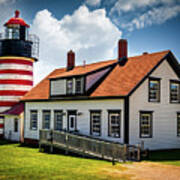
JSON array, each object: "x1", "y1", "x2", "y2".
[{"x1": 102, "y1": 162, "x2": 180, "y2": 180}]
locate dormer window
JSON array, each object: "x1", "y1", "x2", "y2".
[
  {"x1": 75, "y1": 78, "x2": 82, "y2": 94},
  {"x1": 67, "y1": 79, "x2": 73, "y2": 94},
  {"x1": 149, "y1": 78, "x2": 160, "y2": 102},
  {"x1": 170, "y1": 81, "x2": 180, "y2": 103}
]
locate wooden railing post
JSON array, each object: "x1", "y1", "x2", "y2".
[
  {"x1": 65, "y1": 134, "x2": 69, "y2": 155},
  {"x1": 137, "y1": 144, "x2": 141, "y2": 161},
  {"x1": 50, "y1": 130, "x2": 53, "y2": 153},
  {"x1": 39, "y1": 130, "x2": 42, "y2": 152},
  {"x1": 123, "y1": 144, "x2": 127, "y2": 162}
]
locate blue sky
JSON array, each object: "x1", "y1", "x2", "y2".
[{"x1": 0, "y1": 0, "x2": 180, "y2": 84}]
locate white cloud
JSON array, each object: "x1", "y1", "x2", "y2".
[
  {"x1": 109, "y1": 0, "x2": 180, "y2": 31},
  {"x1": 0, "y1": 0, "x2": 16, "y2": 30},
  {"x1": 122, "y1": 5, "x2": 180, "y2": 31},
  {"x1": 31, "y1": 6, "x2": 122, "y2": 84},
  {"x1": 110, "y1": 0, "x2": 176, "y2": 15},
  {"x1": 0, "y1": 0, "x2": 15, "y2": 5},
  {"x1": 85, "y1": 0, "x2": 101, "y2": 7}
]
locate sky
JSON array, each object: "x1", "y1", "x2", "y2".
[{"x1": 0, "y1": 0, "x2": 180, "y2": 84}]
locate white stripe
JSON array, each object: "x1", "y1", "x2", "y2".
[
  {"x1": 0, "y1": 85, "x2": 32, "y2": 91},
  {"x1": 0, "y1": 74, "x2": 33, "y2": 81},
  {"x1": 0, "y1": 64, "x2": 33, "y2": 71},
  {"x1": 0, "y1": 129, "x2": 3, "y2": 134},
  {"x1": 0, "y1": 106, "x2": 11, "y2": 113},
  {"x1": 0, "y1": 96, "x2": 21, "y2": 101}
]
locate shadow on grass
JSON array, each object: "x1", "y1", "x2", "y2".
[
  {"x1": 145, "y1": 149, "x2": 180, "y2": 162},
  {"x1": 0, "y1": 139, "x2": 18, "y2": 145}
]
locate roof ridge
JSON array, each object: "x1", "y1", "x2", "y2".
[{"x1": 128, "y1": 50, "x2": 170, "y2": 60}]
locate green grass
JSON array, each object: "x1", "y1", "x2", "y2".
[
  {"x1": 145, "y1": 149, "x2": 180, "y2": 166},
  {"x1": 0, "y1": 140, "x2": 128, "y2": 180},
  {"x1": 1, "y1": 140, "x2": 180, "y2": 180}
]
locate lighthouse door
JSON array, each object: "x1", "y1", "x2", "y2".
[{"x1": 0, "y1": 116, "x2": 4, "y2": 137}]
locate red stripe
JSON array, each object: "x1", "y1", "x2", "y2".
[
  {"x1": 0, "y1": 90, "x2": 28, "y2": 96},
  {"x1": 0, "y1": 69, "x2": 33, "y2": 75},
  {"x1": 0, "y1": 124, "x2": 4, "y2": 128},
  {"x1": 0, "y1": 59, "x2": 33, "y2": 66},
  {"x1": 0, "y1": 101, "x2": 17, "y2": 106},
  {"x1": 0, "y1": 79, "x2": 33, "y2": 85}
]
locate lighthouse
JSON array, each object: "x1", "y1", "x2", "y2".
[{"x1": 0, "y1": 10, "x2": 39, "y2": 136}]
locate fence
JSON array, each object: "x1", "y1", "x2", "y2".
[{"x1": 39, "y1": 129, "x2": 142, "y2": 162}]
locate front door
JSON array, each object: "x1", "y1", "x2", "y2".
[{"x1": 68, "y1": 115, "x2": 76, "y2": 131}]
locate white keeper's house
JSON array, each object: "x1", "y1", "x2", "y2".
[{"x1": 20, "y1": 39, "x2": 180, "y2": 150}]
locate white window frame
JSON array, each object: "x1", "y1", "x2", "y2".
[
  {"x1": 54, "y1": 110, "x2": 63, "y2": 131},
  {"x1": 67, "y1": 79, "x2": 73, "y2": 94},
  {"x1": 149, "y1": 78, "x2": 160, "y2": 102},
  {"x1": 42, "y1": 110, "x2": 51, "y2": 130},
  {"x1": 30, "y1": 110, "x2": 38, "y2": 130},
  {"x1": 170, "y1": 81, "x2": 180, "y2": 103},
  {"x1": 75, "y1": 77, "x2": 83, "y2": 94},
  {"x1": 90, "y1": 111, "x2": 101, "y2": 136},
  {"x1": 108, "y1": 111, "x2": 121, "y2": 138},
  {"x1": 140, "y1": 112, "x2": 153, "y2": 138}
]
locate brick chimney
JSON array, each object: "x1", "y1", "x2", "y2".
[
  {"x1": 118, "y1": 39, "x2": 128, "y2": 66},
  {"x1": 67, "y1": 50, "x2": 75, "y2": 71}
]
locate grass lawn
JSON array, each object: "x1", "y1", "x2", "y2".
[
  {"x1": 145, "y1": 149, "x2": 180, "y2": 166},
  {"x1": 0, "y1": 140, "x2": 128, "y2": 180},
  {"x1": 0, "y1": 140, "x2": 180, "y2": 180}
]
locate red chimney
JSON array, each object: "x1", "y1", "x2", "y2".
[
  {"x1": 118, "y1": 39, "x2": 128, "y2": 60},
  {"x1": 67, "y1": 50, "x2": 75, "y2": 71}
]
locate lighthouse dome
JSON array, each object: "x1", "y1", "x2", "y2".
[{"x1": 4, "y1": 10, "x2": 29, "y2": 28}]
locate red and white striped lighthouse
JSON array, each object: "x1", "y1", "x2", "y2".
[{"x1": 0, "y1": 10, "x2": 39, "y2": 135}]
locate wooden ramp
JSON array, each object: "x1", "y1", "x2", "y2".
[{"x1": 39, "y1": 130, "x2": 142, "y2": 162}]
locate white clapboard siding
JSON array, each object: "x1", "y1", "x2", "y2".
[
  {"x1": 24, "y1": 99, "x2": 125, "y2": 142},
  {"x1": 129, "y1": 60, "x2": 180, "y2": 150},
  {"x1": 50, "y1": 79, "x2": 66, "y2": 95}
]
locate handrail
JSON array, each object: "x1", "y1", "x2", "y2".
[{"x1": 39, "y1": 129, "x2": 142, "y2": 162}]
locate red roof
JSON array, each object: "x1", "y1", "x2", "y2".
[
  {"x1": 4, "y1": 10, "x2": 29, "y2": 28},
  {"x1": 1, "y1": 103, "x2": 24, "y2": 116},
  {"x1": 21, "y1": 50, "x2": 172, "y2": 101}
]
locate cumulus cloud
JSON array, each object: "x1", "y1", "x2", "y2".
[
  {"x1": 85, "y1": 0, "x2": 101, "y2": 7},
  {"x1": 31, "y1": 6, "x2": 122, "y2": 84}
]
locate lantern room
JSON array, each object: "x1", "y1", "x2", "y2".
[
  {"x1": 4, "y1": 10, "x2": 29, "y2": 41},
  {"x1": 0, "y1": 10, "x2": 39, "y2": 61}
]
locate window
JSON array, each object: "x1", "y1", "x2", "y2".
[
  {"x1": 170, "y1": 81, "x2": 180, "y2": 103},
  {"x1": 108, "y1": 110, "x2": 121, "y2": 138},
  {"x1": 5, "y1": 27, "x2": 20, "y2": 39},
  {"x1": 54, "y1": 110, "x2": 63, "y2": 131},
  {"x1": 140, "y1": 112, "x2": 153, "y2": 138},
  {"x1": 42, "y1": 110, "x2": 51, "y2": 129},
  {"x1": 90, "y1": 111, "x2": 101, "y2": 136},
  {"x1": 177, "y1": 113, "x2": 180, "y2": 137},
  {"x1": 30, "y1": 110, "x2": 38, "y2": 130},
  {"x1": 75, "y1": 78, "x2": 82, "y2": 94},
  {"x1": 67, "y1": 79, "x2": 73, "y2": 94},
  {"x1": 149, "y1": 78, "x2": 160, "y2": 102},
  {"x1": 14, "y1": 118, "x2": 18, "y2": 132}
]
